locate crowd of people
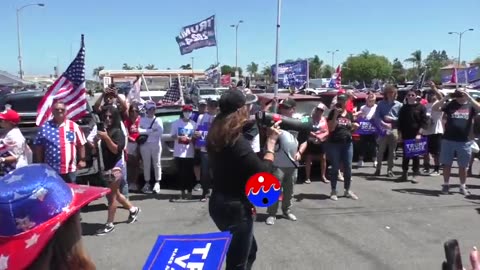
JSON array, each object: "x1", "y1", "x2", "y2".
[{"x1": 1, "y1": 81, "x2": 480, "y2": 269}]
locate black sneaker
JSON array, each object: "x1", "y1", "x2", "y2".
[
  {"x1": 127, "y1": 207, "x2": 141, "y2": 224},
  {"x1": 442, "y1": 184, "x2": 450, "y2": 195},
  {"x1": 96, "y1": 223, "x2": 115, "y2": 235},
  {"x1": 422, "y1": 169, "x2": 430, "y2": 175}
]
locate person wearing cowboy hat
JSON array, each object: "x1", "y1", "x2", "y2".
[
  {"x1": 0, "y1": 164, "x2": 110, "y2": 270},
  {"x1": 0, "y1": 107, "x2": 31, "y2": 175}
]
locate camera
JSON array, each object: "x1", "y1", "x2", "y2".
[{"x1": 255, "y1": 111, "x2": 318, "y2": 133}]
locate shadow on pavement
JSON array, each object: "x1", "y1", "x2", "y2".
[
  {"x1": 81, "y1": 222, "x2": 105, "y2": 236},
  {"x1": 392, "y1": 188, "x2": 442, "y2": 197},
  {"x1": 466, "y1": 194, "x2": 480, "y2": 200},
  {"x1": 129, "y1": 193, "x2": 178, "y2": 201},
  {"x1": 294, "y1": 193, "x2": 330, "y2": 202},
  {"x1": 353, "y1": 172, "x2": 396, "y2": 182},
  {"x1": 82, "y1": 204, "x2": 108, "y2": 213}
]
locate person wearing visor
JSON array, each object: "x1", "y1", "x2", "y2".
[
  {"x1": 327, "y1": 94, "x2": 360, "y2": 201},
  {"x1": 298, "y1": 103, "x2": 330, "y2": 184},
  {"x1": 138, "y1": 101, "x2": 164, "y2": 194},
  {"x1": 193, "y1": 99, "x2": 208, "y2": 191},
  {"x1": 0, "y1": 108, "x2": 31, "y2": 175},
  {"x1": 431, "y1": 87, "x2": 480, "y2": 195},
  {"x1": 170, "y1": 105, "x2": 197, "y2": 200},
  {"x1": 207, "y1": 90, "x2": 281, "y2": 270}
]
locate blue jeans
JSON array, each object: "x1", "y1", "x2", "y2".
[
  {"x1": 440, "y1": 139, "x2": 472, "y2": 168},
  {"x1": 328, "y1": 142, "x2": 353, "y2": 191},
  {"x1": 200, "y1": 152, "x2": 212, "y2": 196}
]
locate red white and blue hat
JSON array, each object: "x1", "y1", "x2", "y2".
[{"x1": 0, "y1": 164, "x2": 110, "y2": 270}]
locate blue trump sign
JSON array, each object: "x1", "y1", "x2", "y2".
[
  {"x1": 143, "y1": 232, "x2": 232, "y2": 270},
  {"x1": 271, "y1": 60, "x2": 309, "y2": 89},
  {"x1": 176, "y1": 16, "x2": 217, "y2": 55}
]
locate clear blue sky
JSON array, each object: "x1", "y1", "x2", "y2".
[{"x1": 1, "y1": 0, "x2": 479, "y2": 78}]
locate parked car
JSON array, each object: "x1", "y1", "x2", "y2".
[
  {"x1": 0, "y1": 91, "x2": 99, "y2": 180},
  {"x1": 190, "y1": 87, "x2": 220, "y2": 106},
  {"x1": 256, "y1": 93, "x2": 323, "y2": 118}
]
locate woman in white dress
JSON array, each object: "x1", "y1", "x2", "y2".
[{"x1": 0, "y1": 108, "x2": 31, "y2": 175}]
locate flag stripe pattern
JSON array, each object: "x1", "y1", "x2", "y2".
[
  {"x1": 36, "y1": 36, "x2": 87, "y2": 126},
  {"x1": 161, "y1": 77, "x2": 182, "y2": 104}
]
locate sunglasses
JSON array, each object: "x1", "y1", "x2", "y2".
[{"x1": 407, "y1": 94, "x2": 416, "y2": 97}]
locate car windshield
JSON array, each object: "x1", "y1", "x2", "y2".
[
  {"x1": 263, "y1": 100, "x2": 321, "y2": 116},
  {"x1": 200, "y1": 89, "x2": 217, "y2": 95},
  {"x1": 157, "y1": 114, "x2": 180, "y2": 134}
]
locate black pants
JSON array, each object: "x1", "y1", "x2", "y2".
[
  {"x1": 175, "y1": 158, "x2": 195, "y2": 192},
  {"x1": 402, "y1": 156, "x2": 420, "y2": 174},
  {"x1": 358, "y1": 134, "x2": 377, "y2": 160},
  {"x1": 209, "y1": 193, "x2": 257, "y2": 270}
]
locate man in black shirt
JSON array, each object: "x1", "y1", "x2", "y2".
[{"x1": 432, "y1": 88, "x2": 480, "y2": 195}]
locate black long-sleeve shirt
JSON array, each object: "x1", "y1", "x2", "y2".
[
  {"x1": 210, "y1": 136, "x2": 272, "y2": 201},
  {"x1": 398, "y1": 103, "x2": 428, "y2": 139}
]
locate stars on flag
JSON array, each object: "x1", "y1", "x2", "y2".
[
  {"x1": 4, "y1": 174, "x2": 23, "y2": 184},
  {"x1": 15, "y1": 216, "x2": 36, "y2": 232},
  {"x1": 45, "y1": 168, "x2": 57, "y2": 178},
  {"x1": 29, "y1": 187, "x2": 48, "y2": 201},
  {"x1": 74, "y1": 187, "x2": 86, "y2": 194},
  {"x1": 25, "y1": 233, "x2": 40, "y2": 249},
  {"x1": 0, "y1": 254, "x2": 8, "y2": 270}
]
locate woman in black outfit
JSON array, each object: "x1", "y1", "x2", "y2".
[
  {"x1": 398, "y1": 90, "x2": 428, "y2": 183},
  {"x1": 207, "y1": 90, "x2": 281, "y2": 270}
]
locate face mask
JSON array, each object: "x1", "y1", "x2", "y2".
[{"x1": 183, "y1": 112, "x2": 192, "y2": 119}]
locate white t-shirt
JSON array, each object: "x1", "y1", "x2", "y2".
[
  {"x1": 196, "y1": 113, "x2": 215, "y2": 152},
  {"x1": 0, "y1": 127, "x2": 31, "y2": 169},
  {"x1": 138, "y1": 116, "x2": 164, "y2": 144},
  {"x1": 359, "y1": 104, "x2": 377, "y2": 120},
  {"x1": 250, "y1": 134, "x2": 261, "y2": 153},
  {"x1": 170, "y1": 119, "x2": 196, "y2": 158},
  {"x1": 423, "y1": 102, "x2": 444, "y2": 135}
]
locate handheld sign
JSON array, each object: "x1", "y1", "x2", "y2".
[
  {"x1": 403, "y1": 137, "x2": 428, "y2": 158},
  {"x1": 356, "y1": 120, "x2": 377, "y2": 135},
  {"x1": 195, "y1": 123, "x2": 209, "y2": 148},
  {"x1": 143, "y1": 232, "x2": 232, "y2": 270}
]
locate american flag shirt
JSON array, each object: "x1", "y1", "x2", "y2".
[{"x1": 33, "y1": 120, "x2": 86, "y2": 174}]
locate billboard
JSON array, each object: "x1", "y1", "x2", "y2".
[{"x1": 271, "y1": 60, "x2": 309, "y2": 89}]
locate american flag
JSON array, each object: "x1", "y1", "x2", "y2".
[
  {"x1": 328, "y1": 65, "x2": 342, "y2": 89},
  {"x1": 412, "y1": 69, "x2": 427, "y2": 91},
  {"x1": 161, "y1": 75, "x2": 184, "y2": 104},
  {"x1": 36, "y1": 35, "x2": 87, "y2": 126}
]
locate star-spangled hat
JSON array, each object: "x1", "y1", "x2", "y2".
[{"x1": 0, "y1": 164, "x2": 110, "y2": 270}]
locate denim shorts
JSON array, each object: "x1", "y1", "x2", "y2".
[
  {"x1": 440, "y1": 139, "x2": 472, "y2": 167},
  {"x1": 102, "y1": 159, "x2": 127, "y2": 185}
]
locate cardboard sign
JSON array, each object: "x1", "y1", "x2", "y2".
[
  {"x1": 403, "y1": 137, "x2": 428, "y2": 158},
  {"x1": 356, "y1": 120, "x2": 377, "y2": 135},
  {"x1": 195, "y1": 123, "x2": 209, "y2": 148},
  {"x1": 143, "y1": 232, "x2": 232, "y2": 270}
]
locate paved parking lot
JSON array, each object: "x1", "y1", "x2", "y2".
[{"x1": 81, "y1": 160, "x2": 480, "y2": 270}]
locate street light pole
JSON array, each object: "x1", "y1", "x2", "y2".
[
  {"x1": 273, "y1": 0, "x2": 281, "y2": 113},
  {"x1": 327, "y1": 49, "x2": 339, "y2": 68},
  {"x1": 191, "y1": 57, "x2": 194, "y2": 80},
  {"x1": 230, "y1": 20, "x2": 243, "y2": 80},
  {"x1": 16, "y1": 3, "x2": 45, "y2": 79},
  {"x1": 448, "y1": 28, "x2": 474, "y2": 88}
]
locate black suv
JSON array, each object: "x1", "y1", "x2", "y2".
[{"x1": 0, "y1": 90, "x2": 100, "y2": 180}]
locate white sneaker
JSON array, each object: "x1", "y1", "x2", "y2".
[
  {"x1": 142, "y1": 183, "x2": 152, "y2": 194},
  {"x1": 153, "y1": 182, "x2": 161, "y2": 194},
  {"x1": 357, "y1": 160, "x2": 364, "y2": 168},
  {"x1": 373, "y1": 161, "x2": 378, "y2": 168}
]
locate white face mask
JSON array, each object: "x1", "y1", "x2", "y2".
[{"x1": 183, "y1": 112, "x2": 192, "y2": 119}]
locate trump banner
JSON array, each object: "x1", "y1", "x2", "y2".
[
  {"x1": 356, "y1": 120, "x2": 377, "y2": 135},
  {"x1": 271, "y1": 60, "x2": 309, "y2": 90},
  {"x1": 403, "y1": 137, "x2": 428, "y2": 158},
  {"x1": 143, "y1": 232, "x2": 232, "y2": 270},
  {"x1": 176, "y1": 15, "x2": 217, "y2": 55}
]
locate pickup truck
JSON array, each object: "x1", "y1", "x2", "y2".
[{"x1": 0, "y1": 90, "x2": 100, "y2": 181}]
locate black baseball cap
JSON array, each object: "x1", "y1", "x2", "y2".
[
  {"x1": 219, "y1": 90, "x2": 256, "y2": 114},
  {"x1": 279, "y1": 98, "x2": 296, "y2": 109}
]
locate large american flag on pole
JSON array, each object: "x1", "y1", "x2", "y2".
[
  {"x1": 36, "y1": 35, "x2": 88, "y2": 126},
  {"x1": 161, "y1": 75, "x2": 184, "y2": 105}
]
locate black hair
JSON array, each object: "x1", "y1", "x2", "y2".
[{"x1": 101, "y1": 105, "x2": 122, "y2": 131}]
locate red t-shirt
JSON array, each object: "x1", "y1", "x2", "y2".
[
  {"x1": 123, "y1": 116, "x2": 140, "y2": 142},
  {"x1": 346, "y1": 99, "x2": 355, "y2": 113}
]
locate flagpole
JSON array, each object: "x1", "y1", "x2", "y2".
[
  {"x1": 273, "y1": 0, "x2": 282, "y2": 114},
  {"x1": 178, "y1": 74, "x2": 185, "y2": 105},
  {"x1": 215, "y1": 14, "x2": 219, "y2": 66}
]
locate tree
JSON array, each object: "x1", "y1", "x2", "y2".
[
  {"x1": 135, "y1": 64, "x2": 143, "y2": 70},
  {"x1": 424, "y1": 50, "x2": 450, "y2": 83},
  {"x1": 221, "y1": 65, "x2": 242, "y2": 76},
  {"x1": 342, "y1": 53, "x2": 393, "y2": 83},
  {"x1": 405, "y1": 50, "x2": 423, "y2": 75},
  {"x1": 122, "y1": 63, "x2": 134, "y2": 70},
  {"x1": 246, "y1": 62, "x2": 259, "y2": 77},
  {"x1": 321, "y1": 65, "x2": 334, "y2": 78},
  {"x1": 391, "y1": 58, "x2": 406, "y2": 83},
  {"x1": 92, "y1": 66, "x2": 104, "y2": 80},
  {"x1": 309, "y1": 55, "x2": 323, "y2": 79},
  {"x1": 261, "y1": 65, "x2": 272, "y2": 77},
  {"x1": 472, "y1": 56, "x2": 480, "y2": 64},
  {"x1": 180, "y1": 64, "x2": 192, "y2": 70},
  {"x1": 145, "y1": 64, "x2": 157, "y2": 70}
]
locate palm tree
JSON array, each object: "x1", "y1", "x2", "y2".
[
  {"x1": 92, "y1": 66, "x2": 104, "y2": 81},
  {"x1": 145, "y1": 64, "x2": 157, "y2": 70},
  {"x1": 122, "y1": 63, "x2": 134, "y2": 70},
  {"x1": 405, "y1": 50, "x2": 423, "y2": 74},
  {"x1": 135, "y1": 64, "x2": 143, "y2": 70},
  {"x1": 180, "y1": 64, "x2": 192, "y2": 70},
  {"x1": 246, "y1": 62, "x2": 259, "y2": 77}
]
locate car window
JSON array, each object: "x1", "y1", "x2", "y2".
[
  {"x1": 199, "y1": 89, "x2": 217, "y2": 95},
  {"x1": 158, "y1": 114, "x2": 180, "y2": 134},
  {"x1": 264, "y1": 100, "x2": 320, "y2": 116}
]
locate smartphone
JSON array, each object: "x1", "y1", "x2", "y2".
[
  {"x1": 335, "y1": 103, "x2": 342, "y2": 109},
  {"x1": 444, "y1": 239, "x2": 463, "y2": 270},
  {"x1": 96, "y1": 122, "x2": 105, "y2": 132},
  {"x1": 451, "y1": 91, "x2": 463, "y2": 98}
]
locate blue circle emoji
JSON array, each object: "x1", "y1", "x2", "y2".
[{"x1": 245, "y1": 172, "x2": 281, "y2": 207}]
